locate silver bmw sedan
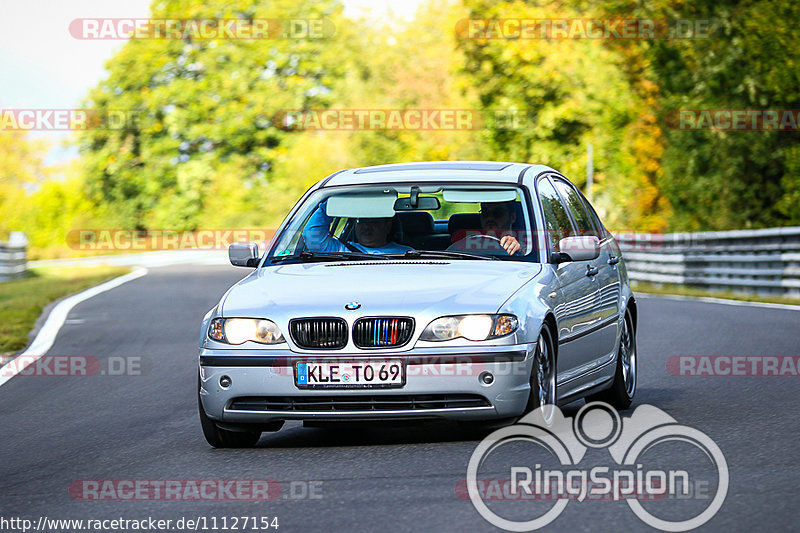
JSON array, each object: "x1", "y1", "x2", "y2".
[{"x1": 198, "y1": 161, "x2": 638, "y2": 447}]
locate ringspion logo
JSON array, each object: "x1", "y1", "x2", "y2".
[{"x1": 466, "y1": 403, "x2": 728, "y2": 531}]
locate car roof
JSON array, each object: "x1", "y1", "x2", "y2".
[{"x1": 320, "y1": 161, "x2": 558, "y2": 187}]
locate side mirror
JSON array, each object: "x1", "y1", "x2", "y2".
[
  {"x1": 552, "y1": 236, "x2": 600, "y2": 263},
  {"x1": 229, "y1": 242, "x2": 260, "y2": 267}
]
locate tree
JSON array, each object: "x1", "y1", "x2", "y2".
[
  {"x1": 76, "y1": 0, "x2": 345, "y2": 231},
  {"x1": 0, "y1": 132, "x2": 51, "y2": 240},
  {"x1": 457, "y1": 0, "x2": 669, "y2": 231},
  {"x1": 598, "y1": 0, "x2": 800, "y2": 230}
]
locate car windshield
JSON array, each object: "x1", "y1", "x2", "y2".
[{"x1": 266, "y1": 183, "x2": 538, "y2": 264}]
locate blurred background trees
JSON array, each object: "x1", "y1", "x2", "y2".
[{"x1": 2, "y1": 0, "x2": 798, "y2": 257}]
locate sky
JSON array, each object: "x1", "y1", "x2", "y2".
[{"x1": 0, "y1": 0, "x2": 424, "y2": 162}]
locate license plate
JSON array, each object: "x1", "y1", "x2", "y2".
[{"x1": 294, "y1": 360, "x2": 405, "y2": 389}]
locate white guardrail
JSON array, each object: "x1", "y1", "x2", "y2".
[
  {"x1": 0, "y1": 230, "x2": 228, "y2": 282},
  {"x1": 615, "y1": 226, "x2": 800, "y2": 298},
  {"x1": 3, "y1": 228, "x2": 800, "y2": 297},
  {"x1": 0, "y1": 232, "x2": 28, "y2": 282}
]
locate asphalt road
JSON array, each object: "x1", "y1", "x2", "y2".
[{"x1": 1, "y1": 264, "x2": 799, "y2": 532}]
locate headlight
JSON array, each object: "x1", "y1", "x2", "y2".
[
  {"x1": 208, "y1": 318, "x2": 285, "y2": 345},
  {"x1": 420, "y1": 314, "x2": 519, "y2": 342}
]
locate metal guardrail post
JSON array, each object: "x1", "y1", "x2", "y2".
[{"x1": 0, "y1": 232, "x2": 28, "y2": 282}]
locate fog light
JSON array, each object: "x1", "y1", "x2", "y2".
[
  {"x1": 219, "y1": 375, "x2": 232, "y2": 388},
  {"x1": 479, "y1": 371, "x2": 494, "y2": 385}
]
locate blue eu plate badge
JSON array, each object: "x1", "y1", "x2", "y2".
[{"x1": 296, "y1": 362, "x2": 308, "y2": 385}]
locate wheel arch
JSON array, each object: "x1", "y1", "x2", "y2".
[
  {"x1": 542, "y1": 312, "x2": 558, "y2": 363},
  {"x1": 626, "y1": 296, "x2": 638, "y2": 333}
]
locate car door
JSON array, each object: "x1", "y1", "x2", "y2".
[
  {"x1": 551, "y1": 177, "x2": 619, "y2": 367},
  {"x1": 536, "y1": 176, "x2": 600, "y2": 379},
  {"x1": 577, "y1": 187, "x2": 622, "y2": 341}
]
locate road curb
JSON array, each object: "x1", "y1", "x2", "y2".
[
  {"x1": 636, "y1": 291, "x2": 800, "y2": 312},
  {"x1": 0, "y1": 267, "x2": 148, "y2": 388}
]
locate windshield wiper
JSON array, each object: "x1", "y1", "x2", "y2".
[
  {"x1": 270, "y1": 251, "x2": 390, "y2": 263},
  {"x1": 392, "y1": 250, "x2": 498, "y2": 261}
]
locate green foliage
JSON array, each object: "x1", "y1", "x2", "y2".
[
  {"x1": 77, "y1": 0, "x2": 345, "y2": 231},
  {"x1": 459, "y1": 0, "x2": 800, "y2": 231},
  {"x1": 457, "y1": 0, "x2": 664, "y2": 231},
  {"x1": 0, "y1": 132, "x2": 51, "y2": 241},
  {"x1": 598, "y1": 0, "x2": 800, "y2": 230},
  {"x1": 5, "y1": 0, "x2": 800, "y2": 259},
  {"x1": 328, "y1": 0, "x2": 484, "y2": 166}
]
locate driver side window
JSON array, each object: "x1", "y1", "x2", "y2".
[{"x1": 537, "y1": 177, "x2": 575, "y2": 252}]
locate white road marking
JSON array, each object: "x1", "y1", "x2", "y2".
[
  {"x1": 0, "y1": 267, "x2": 148, "y2": 388},
  {"x1": 637, "y1": 292, "x2": 800, "y2": 312}
]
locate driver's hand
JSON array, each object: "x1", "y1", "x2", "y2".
[{"x1": 500, "y1": 235, "x2": 521, "y2": 255}]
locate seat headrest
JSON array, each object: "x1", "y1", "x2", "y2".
[
  {"x1": 448, "y1": 213, "x2": 481, "y2": 235},
  {"x1": 397, "y1": 211, "x2": 434, "y2": 235}
]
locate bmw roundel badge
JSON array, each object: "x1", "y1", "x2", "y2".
[{"x1": 345, "y1": 302, "x2": 361, "y2": 310}]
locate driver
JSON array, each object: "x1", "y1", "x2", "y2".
[
  {"x1": 302, "y1": 200, "x2": 413, "y2": 254},
  {"x1": 449, "y1": 201, "x2": 521, "y2": 255}
]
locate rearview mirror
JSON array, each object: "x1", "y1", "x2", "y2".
[
  {"x1": 393, "y1": 196, "x2": 440, "y2": 211},
  {"x1": 553, "y1": 236, "x2": 600, "y2": 262},
  {"x1": 229, "y1": 242, "x2": 259, "y2": 267}
]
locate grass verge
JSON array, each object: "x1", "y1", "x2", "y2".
[
  {"x1": 0, "y1": 266, "x2": 132, "y2": 356},
  {"x1": 632, "y1": 281, "x2": 800, "y2": 307}
]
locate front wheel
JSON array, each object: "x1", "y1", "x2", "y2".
[
  {"x1": 589, "y1": 310, "x2": 637, "y2": 409},
  {"x1": 526, "y1": 326, "x2": 557, "y2": 418}
]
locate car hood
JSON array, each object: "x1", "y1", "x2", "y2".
[{"x1": 221, "y1": 260, "x2": 542, "y2": 318}]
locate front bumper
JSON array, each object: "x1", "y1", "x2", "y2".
[{"x1": 199, "y1": 345, "x2": 535, "y2": 422}]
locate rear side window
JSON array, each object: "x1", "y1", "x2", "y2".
[
  {"x1": 537, "y1": 178, "x2": 574, "y2": 252},
  {"x1": 552, "y1": 178, "x2": 600, "y2": 238}
]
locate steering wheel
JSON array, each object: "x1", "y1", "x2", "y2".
[
  {"x1": 463, "y1": 234, "x2": 505, "y2": 253},
  {"x1": 463, "y1": 234, "x2": 521, "y2": 256},
  {"x1": 465, "y1": 234, "x2": 503, "y2": 243}
]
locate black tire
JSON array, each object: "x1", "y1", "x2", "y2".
[
  {"x1": 525, "y1": 325, "x2": 557, "y2": 415},
  {"x1": 588, "y1": 310, "x2": 637, "y2": 409},
  {"x1": 198, "y1": 374, "x2": 261, "y2": 448}
]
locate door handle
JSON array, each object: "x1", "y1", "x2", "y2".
[
  {"x1": 608, "y1": 255, "x2": 619, "y2": 265},
  {"x1": 586, "y1": 265, "x2": 599, "y2": 277}
]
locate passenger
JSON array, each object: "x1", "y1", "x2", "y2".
[{"x1": 302, "y1": 200, "x2": 413, "y2": 254}]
